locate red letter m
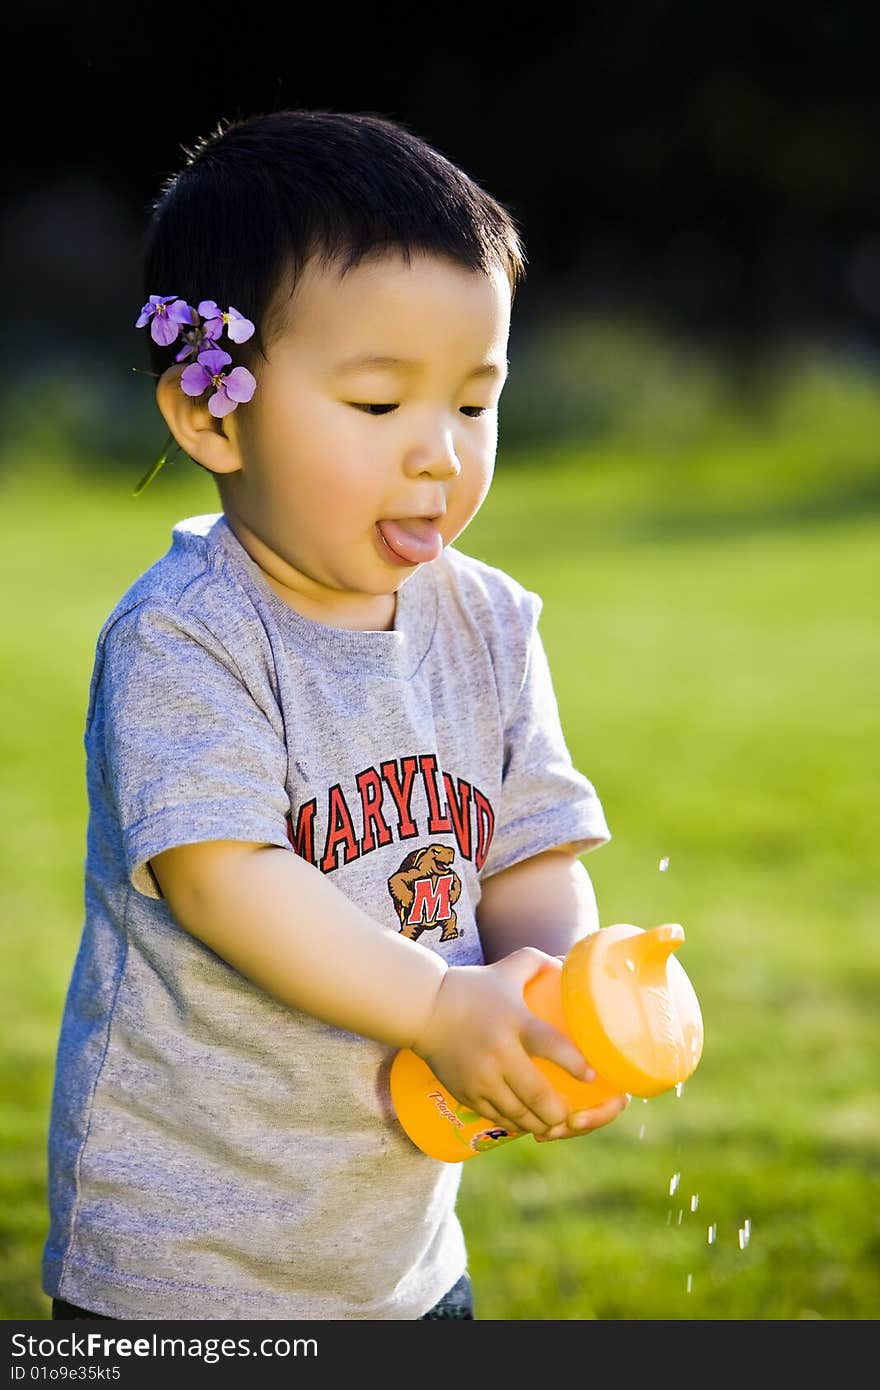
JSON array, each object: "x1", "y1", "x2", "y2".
[{"x1": 406, "y1": 873, "x2": 453, "y2": 924}]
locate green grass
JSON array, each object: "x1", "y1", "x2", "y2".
[{"x1": 2, "y1": 362, "x2": 878, "y2": 1319}]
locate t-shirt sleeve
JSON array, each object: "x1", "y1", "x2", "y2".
[
  {"x1": 479, "y1": 595, "x2": 611, "y2": 879},
  {"x1": 95, "y1": 602, "x2": 293, "y2": 898}
]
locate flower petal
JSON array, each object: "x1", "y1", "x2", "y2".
[
  {"x1": 135, "y1": 307, "x2": 153, "y2": 327},
  {"x1": 198, "y1": 301, "x2": 224, "y2": 339},
  {"x1": 226, "y1": 308, "x2": 255, "y2": 343},
  {"x1": 169, "y1": 299, "x2": 197, "y2": 325},
  {"x1": 197, "y1": 348, "x2": 232, "y2": 373},
  {"x1": 223, "y1": 366, "x2": 257, "y2": 403},
  {"x1": 208, "y1": 386, "x2": 239, "y2": 417},
  {"x1": 180, "y1": 364, "x2": 212, "y2": 396},
  {"x1": 151, "y1": 315, "x2": 180, "y2": 346}
]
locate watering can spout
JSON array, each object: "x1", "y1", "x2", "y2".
[
  {"x1": 606, "y1": 922, "x2": 685, "y2": 977},
  {"x1": 654, "y1": 922, "x2": 685, "y2": 948},
  {"x1": 564, "y1": 922, "x2": 704, "y2": 1096}
]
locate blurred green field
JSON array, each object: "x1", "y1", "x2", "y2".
[{"x1": 1, "y1": 347, "x2": 878, "y2": 1320}]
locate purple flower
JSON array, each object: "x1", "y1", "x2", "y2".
[
  {"x1": 135, "y1": 295, "x2": 196, "y2": 347},
  {"x1": 180, "y1": 348, "x2": 257, "y2": 418},
  {"x1": 197, "y1": 300, "x2": 255, "y2": 344},
  {"x1": 180, "y1": 347, "x2": 231, "y2": 394}
]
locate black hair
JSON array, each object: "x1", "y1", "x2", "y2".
[{"x1": 141, "y1": 108, "x2": 527, "y2": 378}]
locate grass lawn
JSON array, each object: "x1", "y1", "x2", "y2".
[{"x1": 1, "y1": 378, "x2": 878, "y2": 1319}]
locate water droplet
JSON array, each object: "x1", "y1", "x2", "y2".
[
  {"x1": 677, "y1": 1209, "x2": 683, "y2": 1225},
  {"x1": 738, "y1": 1218, "x2": 752, "y2": 1250},
  {"x1": 686, "y1": 1273, "x2": 693, "y2": 1293},
  {"x1": 675, "y1": 1082, "x2": 684, "y2": 1098},
  {"x1": 690, "y1": 1194, "x2": 699, "y2": 1212},
  {"x1": 638, "y1": 1123, "x2": 646, "y2": 1140},
  {"x1": 707, "y1": 1224, "x2": 716, "y2": 1245},
  {"x1": 659, "y1": 857, "x2": 670, "y2": 872},
  {"x1": 669, "y1": 1172, "x2": 681, "y2": 1196}
]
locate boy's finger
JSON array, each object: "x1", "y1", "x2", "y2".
[
  {"x1": 536, "y1": 1094, "x2": 632, "y2": 1142},
  {"x1": 503, "y1": 1062, "x2": 571, "y2": 1130},
  {"x1": 475, "y1": 1082, "x2": 551, "y2": 1138},
  {"x1": 493, "y1": 946, "x2": 564, "y2": 992},
  {"x1": 524, "y1": 1019, "x2": 596, "y2": 1084},
  {"x1": 569, "y1": 1093, "x2": 631, "y2": 1130},
  {"x1": 535, "y1": 1124, "x2": 572, "y2": 1142}
]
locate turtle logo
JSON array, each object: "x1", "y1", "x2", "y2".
[{"x1": 387, "y1": 844, "x2": 462, "y2": 943}]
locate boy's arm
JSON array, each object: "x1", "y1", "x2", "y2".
[
  {"x1": 476, "y1": 846, "x2": 601, "y2": 963},
  {"x1": 150, "y1": 840, "x2": 447, "y2": 1050},
  {"x1": 150, "y1": 839, "x2": 596, "y2": 1138}
]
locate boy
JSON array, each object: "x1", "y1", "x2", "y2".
[{"x1": 42, "y1": 109, "x2": 624, "y2": 1322}]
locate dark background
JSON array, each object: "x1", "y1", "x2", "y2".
[{"x1": 4, "y1": 0, "x2": 880, "y2": 448}]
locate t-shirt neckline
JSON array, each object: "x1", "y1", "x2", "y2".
[{"x1": 184, "y1": 513, "x2": 438, "y2": 679}]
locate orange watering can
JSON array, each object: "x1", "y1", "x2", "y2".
[{"x1": 390, "y1": 922, "x2": 704, "y2": 1162}]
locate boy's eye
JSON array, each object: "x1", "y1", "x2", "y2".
[{"x1": 352, "y1": 404, "x2": 491, "y2": 417}]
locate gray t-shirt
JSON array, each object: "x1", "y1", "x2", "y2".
[{"x1": 42, "y1": 513, "x2": 611, "y2": 1320}]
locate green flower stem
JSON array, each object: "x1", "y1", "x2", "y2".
[{"x1": 133, "y1": 433, "x2": 182, "y2": 496}]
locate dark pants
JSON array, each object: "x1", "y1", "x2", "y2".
[{"x1": 51, "y1": 1272, "x2": 474, "y2": 1321}]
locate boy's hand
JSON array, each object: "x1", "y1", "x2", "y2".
[
  {"x1": 534, "y1": 1092, "x2": 631, "y2": 1142},
  {"x1": 411, "y1": 948, "x2": 597, "y2": 1137}
]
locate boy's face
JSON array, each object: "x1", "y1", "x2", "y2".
[{"x1": 220, "y1": 250, "x2": 511, "y2": 630}]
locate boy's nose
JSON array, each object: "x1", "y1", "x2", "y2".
[{"x1": 403, "y1": 438, "x2": 462, "y2": 481}]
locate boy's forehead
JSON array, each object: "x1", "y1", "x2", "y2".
[{"x1": 278, "y1": 249, "x2": 511, "y2": 363}]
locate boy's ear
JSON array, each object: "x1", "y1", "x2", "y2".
[{"x1": 155, "y1": 365, "x2": 242, "y2": 477}]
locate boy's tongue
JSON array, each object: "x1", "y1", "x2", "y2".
[{"x1": 377, "y1": 517, "x2": 444, "y2": 565}]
